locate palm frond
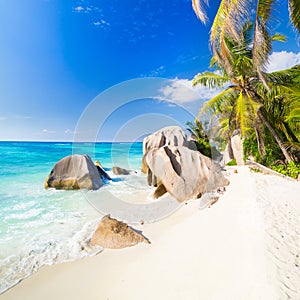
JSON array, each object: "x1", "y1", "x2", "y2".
[
  {"x1": 286, "y1": 108, "x2": 300, "y2": 122},
  {"x1": 289, "y1": 0, "x2": 300, "y2": 33},
  {"x1": 209, "y1": 0, "x2": 250, "y2": 75},
  {"x1": 193, "y1": 72, "x2": 230, "y2": 88},
  {"x1": 252, "y1": 0, "x2": 275, "y2": 78},
  {"x1": 272, "y1": 33, "x2": 286, "y2": 42},
  {"x1": 198, "y1": 87, "x2": 236, "y2": 117},
  {"x1": 210, "y1": 0, "x2": 249, "y2": 43},
  {"x1": 192, "y1": 0, "x2": 208, "y2": 24},
  {"x1": 235, "y1": 91, "x2": 249, "y2": 136}
]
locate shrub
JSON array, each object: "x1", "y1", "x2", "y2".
[
  {"x1": 226, "y1": 159, "x2": 237, "y2": 166},
  {"x1": 271, "y1": 162, "x2": 300, "y2": 179}
]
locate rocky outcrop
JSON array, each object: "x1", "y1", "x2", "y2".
[
  {"x1": 145, "y1": 145, "x2": 229, "y2": 202},
  {"x1": 142, "y1": 126, "x2": 190, "y2": 173},
  {"x1": 94, "y1": 160, "x2": 112, "y2": 181},
  {"x1": 44, "y1": 154, "x2": 103, "y2": 190},
  {"x1": 231, "y1": 131, "x2": 244, "y2": 166},
  {"x1": 112, "y1": 166, "x2": 131, "y2": 175},
  {"x1": 224, "y1": 130, "x2": 244, "y2": 166},
  {"x1": 142, "y1": 126, "x2": 230, "y2": 202},
  {"x1": 90, "y1": 215, "x2": 150, "y2": 249}
]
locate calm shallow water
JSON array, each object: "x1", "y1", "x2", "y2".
[{"x1": 0, "y1": 141, "x2": 145, "y2": 293}]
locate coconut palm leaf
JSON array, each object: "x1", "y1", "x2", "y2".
[
  {"x1": 192, "y1": 0, "x2": 208, "y2": 24},
  {"x1": 272, "y1": 33, "x2": 286, "y2": 42},
  {"x1": 192, "y1": 0, "x2": 300, "y2": 35},
  {"x1": 192, "y1": 72, "x2": 230, "y2": 88},
  {"x1": 289, "y1": 0, "x2": 300, "y2": 33},
  {"x1": 199, "y1": 87, "x2": 236, "y2": 115}
]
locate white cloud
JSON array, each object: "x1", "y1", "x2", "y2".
[
  {"x1": 158, "y1": 78, "x2": 222, "y2": 104},
  {"x1": 0, "y1": 117, "x2": 7, "y2": 121},
  {"x1": 141, "y1": 65, "x2": 165, "y2": 77},
  {"x1": 42, "y1": 129, "x2": 56, "y2": 134},
  {"x1": 73, "y1": 5, "x2": 99, "y2": 13},
  {"x1": 267, "y1": 51, "x2": 300, "y2": 73},
  {"x1": 74, "y1": 6, "x2": 84, "y2": 12},
  {"x1": 93, "y1": 20, "x2": 110, "y2": 27}
]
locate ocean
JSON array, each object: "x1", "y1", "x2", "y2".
[{"x1": 0, "y1": 141, "x2": 162, "y2": 293}]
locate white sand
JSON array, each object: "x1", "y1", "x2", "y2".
[{"x1": 1, "y1": 166, "x2": 300, "y2": 300}]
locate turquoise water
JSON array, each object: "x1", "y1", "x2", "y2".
[{"x1": 0, "y1": 141, "x2": 143, "y2": 293}]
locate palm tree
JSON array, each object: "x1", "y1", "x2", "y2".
[
  {"x1": 193, "y1": 23, "x2": 300, "y2": 162},
  {"x1": 192, "y1": 0, "x2": 300, "y2": 89}
]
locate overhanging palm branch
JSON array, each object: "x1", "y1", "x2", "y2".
[
  {"x1": 289, "y1": 0, "x2": 300, "y2": 32},
  {"x1": 192, "y1": 0, "x2": 300, "y2": 80},
  {"x1": 192, "y1": 0, "x2": 300, "y2": 35},
  {"x1": 193, "y1": 72, "x2": 230, "y2": 88}
]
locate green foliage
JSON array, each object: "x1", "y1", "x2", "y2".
[
  {"x1": 226, "y1": 159, "x2": 237, "y2": 166},
  {"x1": 186, "y1": 120, "x2": 218, "y2": 158},
  {"x1": 271, "y1": 33, "x2": 286, "y2": 42},
  {"x1": 193, "y1": 18, "x2": 300, "y2": 164},
  {"x1": 243, "y1": 131, "x2": 284, "y2": 166},
  {"x1": 271, "y1": 162, "x2": 300, "y2": 179}
]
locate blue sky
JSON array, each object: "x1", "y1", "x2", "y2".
[{"x1": 0, "y1": 0, "x2": 299, "y2": 141}]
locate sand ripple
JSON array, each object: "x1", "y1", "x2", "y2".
[{"x1": 255, "y1": 173, "x2": 300, "y2": 300}]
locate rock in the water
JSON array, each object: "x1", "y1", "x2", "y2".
[
  {"x1": 94, "y1": 160, "x2": 112, "y2": 180},
  {"x1": 142, "y1": 126, "x2": 229, "y2": 202},
  {"x1": 112, "y1": 166, "x2": 131, "y2": 175},
  {"x1": 44, "y1": 154, "x2": 103, "y2": 190},
  {"x1": 90, "y1": 215, "x2": 150, "y2": 249}
]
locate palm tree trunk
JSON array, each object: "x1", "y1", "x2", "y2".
[
  {"x1": 257, "y1": 108, "x2": 293, "y2": 163},
  {"x1": 226, "y1": 132, "x2": 234, "y2": 160},
  {"x1": 254, "y1": 120, "x2": 265, "y2": 157}
]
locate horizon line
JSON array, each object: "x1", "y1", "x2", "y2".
[{"x1": 0, "y1": 139, "x2": 144, "y2": 143}]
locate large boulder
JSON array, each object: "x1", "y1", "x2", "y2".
[
  {"x1": 90, "y1": 215, "x2": 150, "y2": 249},
  {"x1": 142, "y1": 126, "x2": 229, "y2": 202},
  {"x1": 142, "y1": 126, "x2": 191, "y2": 173},
  {"x1": 224, "y1": 130, "x2": 244, "y2": 166},
  {"x1": 231, "y1": 133, "x2": 244, "y2": 166},
  {"x1": 44, "y1": 154, "x2": 103, "y2": 190},
  {"x1": 145, "y1": 145, "x2": 229, "y2": 202},
  {"x1": 143, "y1": 126, "x2": 188, "y2": 153}
]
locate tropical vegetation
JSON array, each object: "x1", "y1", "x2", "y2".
[
  {"x1": 186, "y1": 120, "x2": 221, "y2": 158},
  {"x1": 191, "y1": 0, "x2": 300, "y2": 171}
]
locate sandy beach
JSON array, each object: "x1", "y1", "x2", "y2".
[{"x1": 1, "y1": 166, "x2": 300, "y2": 300}]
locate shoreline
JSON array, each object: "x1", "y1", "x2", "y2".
[{"x1": 2, "y1": 166, "x2": 299, "y2": 299}]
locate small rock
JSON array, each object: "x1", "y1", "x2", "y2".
[
  {"x1": 112, "y1": 166, "x2": 131, "y2": 175},
  {"x1": 209, "y1": 197, "x2": 219, "y2": 208},
  {"x1": 153, "y1": 183, "x2": 167, "y2": 199}
]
